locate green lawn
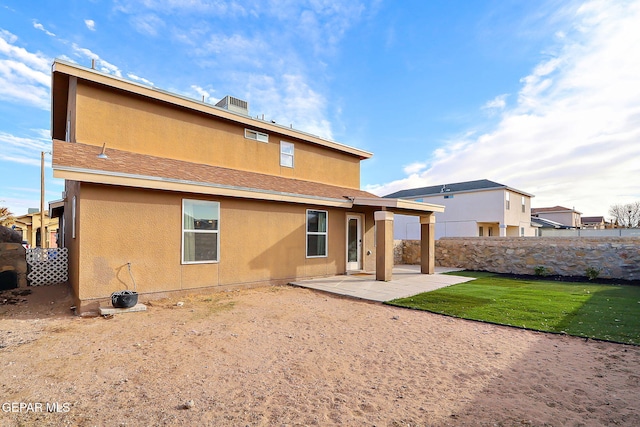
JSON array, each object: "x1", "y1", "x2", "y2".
[{"x1": 387, "y1": 272, "x2": 640, "y2": 345}]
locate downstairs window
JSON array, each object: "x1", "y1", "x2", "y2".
[
  {"x1": 306, "y1": 209, "x2": 327, "y2": 257},
  {"x1": 182, "y1": 199, "x2": 219, "y2": 263}
]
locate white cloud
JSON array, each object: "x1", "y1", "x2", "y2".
[
  {"x1": 367, "y1": 0, "x2": 640, "y2": 216},
  {"x1": 199, "y1": 33, "x2": 267, "y2": 65},
  {"x1": 0, "y1": 30, "x2": 51, "y2": 109},
  {"x1": 85, "y1": 19, "x2": 96, "y2": 31},
  {"x1": 0, "y1": 30, "x2": 50, "y2": 71},
  {"x1": 0, "y1": 130, "x2": 51, "y2": 167},
  {"x1": 130, "y1": 13, "x2": 165, "y2": 36},
  {"x1": 190, "y1": 84, "x2": 214, "y2": 102},
  {"x1": 403, "y1": 162, "x2": 427, "y2": 175},
  {"x1": 117, "y1": 0, "x2": 373, "y2": 137},
  {"x1": 0, "y1": 29, "x2": 17, "y2": 44},
  {"x1": 114, "y1": 0, "x2": 247, "y2": 17},
  {"x1": 71, "y1": 44, "x2": 123, "y2": 77},
  {"x1": 127, "y1": 72, "x2": 154, "y2": 86},
  {"x1": 295, "y1": 2, "x2": 366, "y2": 55},
  {"x1": 33, "y1": 21, "x2": 56, "y2": 37},
  {"x1": 244, "y1": 73, "x2": 333, "y2": 139},
  {"x1": 57, "y1": 54, "x2": 76, "y2": 63},
  {"x1": 482, "y1": 94, "x2": 508, "y2": 113}
]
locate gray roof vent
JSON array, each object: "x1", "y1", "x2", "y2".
[{"x1": 215, "y1": 95, "x2": 249, "y2": 115}]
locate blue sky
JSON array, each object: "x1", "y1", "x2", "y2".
[{"x1": 1, "y1": 0, "x2": 639, "y2": 218}]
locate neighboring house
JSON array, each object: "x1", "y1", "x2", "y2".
[
  {"x1": 530, "y1": 216, "x2": 571, "y2": 230},
  {"x1": 12, "y1": 210, "x2": 59, "y2": 248},
  {"x1": 581, "y1": 216, "x2": 608, "y2": 229},
  {"x1": 384, "y1": 179, "x2": 536, "y2": 239},
  {"x1": 50, "y1": 59, "x2": 443, "y2": 313},
  {"x1": 531, "y1": 206, "x2": 581, "y2": 228}
]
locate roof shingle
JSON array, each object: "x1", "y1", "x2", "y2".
[{"x1": 384, "y1": 179, "x2": 508, "y2": 199}]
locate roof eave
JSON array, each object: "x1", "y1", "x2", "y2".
[
  {"x1": 53, "y1": 166, "x2": 355, "y2": 208},
  {"x1": 51, "y1": 59, "x2": 372, "y2": 160},
  {"x1": 391, "y1": 185, "x2": 534, "y2": 199},
  {"x1": 353, "y1": 197, "x2": 444, "y2": 214}
]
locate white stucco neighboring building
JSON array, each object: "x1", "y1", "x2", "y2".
[
  {"x1": 384, "y1": 179, "x2": 536, "y2": 239},
  {"x1": 531, "y1": 206, "x2": 582, "y2": 228}
]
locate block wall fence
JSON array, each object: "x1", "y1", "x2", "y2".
[{"x1": 394, "y1": 237, "x2": 640, "y2": 280}]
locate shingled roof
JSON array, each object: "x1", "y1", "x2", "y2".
[
  {"x1": 384, "y1": 179, "x2": 533, "y2": 199},
  {"x1": 52, "y1": 140, "x2": 378, "y2": 204}
]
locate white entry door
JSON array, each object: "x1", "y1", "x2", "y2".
[{"x1": 346, "y1": 215, "x2": 363, "y2": 271}]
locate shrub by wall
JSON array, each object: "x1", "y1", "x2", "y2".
[{"x1": 396, "y1": 237, "x2": 640, "y2": 280}]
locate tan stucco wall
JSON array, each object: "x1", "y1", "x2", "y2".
[
  {"x1": 69, "y1": 183, "x2": 377, "y2": 307},
  {"x1": 76, "y1": 185, "x2": 184, "y2": 301},
  {"x1": 73, "y1": 82, "x2": 361, "y2": 189},
  {"x1": 64, "y1": 180, "x2": 81, "y2": 299}
]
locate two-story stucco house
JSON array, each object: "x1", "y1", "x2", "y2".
[
  {"x1": 50, "y1": 60, "x2": 443, "y2": 313},
  {"x1": 385, "y1": 179, "x2": 536, "y2": 239},
  {"x1": 580, "y1": 216, "x2": 608, "y2": 229},
  {"x1": 531, "y1": 206, "x2": 582, "y2": 228}
]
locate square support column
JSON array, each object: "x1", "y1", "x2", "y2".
[
  {"x1": 420, "y1": 214, "x2": 435, "y2": 274},
  {"x1": 374, "y1": 211, "x2": 394, "y2": 281}
]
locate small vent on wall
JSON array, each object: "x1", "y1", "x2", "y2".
[{"x1": 215, "y1": 96, "x2": 249, "y2": 116}]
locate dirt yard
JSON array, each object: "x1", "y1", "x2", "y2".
[{"x1": 1, "y1": 283, "x2": 639, "y2": 426}]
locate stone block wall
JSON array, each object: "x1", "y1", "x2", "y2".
[
  {"x1": 395, "y1": 237, "x2": 640, "y2": 280},
  {"x1": 0, "y1": 243, "x2": 28, "y2": 289},
  {"x1": 393, "y1": 240, "x2": 421, "y2": 265}
]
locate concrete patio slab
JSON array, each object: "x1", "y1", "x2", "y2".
[{"x1": 290, "y1": 265, "x2": 474, "y2": 302}]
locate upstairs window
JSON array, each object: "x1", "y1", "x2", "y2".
[
  {"x1": 306, "y1": 209, "x2": 327, "y2": 257},
  {"x1": 182, "y1": 199, "x2": 219, "y2": 263},
  {"x1": 245, "y1": 129, "x2": 269, "y2": 143},
  {"x1": 505, "y1": 192, "x2": 510, "y2": 210},
  {"x1": 521, "y1": 196, "x2": 526, "y2": 213},
  {"x1": 280, "y1": 141, "x2": 294, "y2": 168}
]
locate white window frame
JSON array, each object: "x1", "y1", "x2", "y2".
[
  {"x1": 306, "y1": 209, "x2": 328, "y2": 258},
  {"x1": 280, "y1": 141, "x2": 294, "y2": 168},
  {"x1": 244, "y1": 128, "x2": 269, "y2": 143},
  {"x1": 182, "y1": 199, "x2": 220, "y2": 264},
  {"x1": 505, "y1": 192, "x2": 510, "y2": 210}
]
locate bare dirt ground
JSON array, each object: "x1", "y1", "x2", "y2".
[{"x1": 1, "y1": 283, "x2": 639, "y2": 426}]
